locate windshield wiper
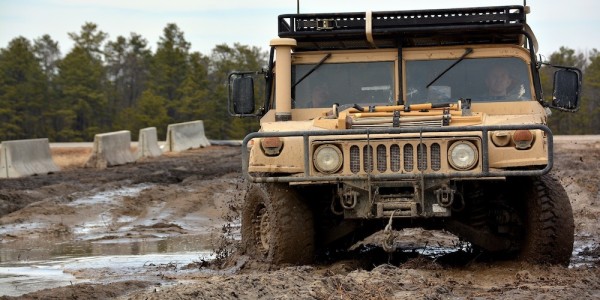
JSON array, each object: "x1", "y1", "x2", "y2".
[
  {"x1": 426, "y1": 48, "x2": 473, "y2": 88},
  {"x1": 292, "y1": 53, "x2": 331, "y2": 88}
]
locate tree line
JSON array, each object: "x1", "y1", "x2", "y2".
[
  {"x1": 0, "y1": 22, "x2": 264, "y2": 142},
  {"x1": 0, "y1": 23, "x2": 598, "y2": 142}
]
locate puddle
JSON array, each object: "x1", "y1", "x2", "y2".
[
  {"x1": 0, "y1": 265, "x2": 79, "y2": 297},
  {"x1": 67, "y1": 183, "x2": 153, "y2": 207},
  {"x1": 0, "y1": 223, "x2": 47, "y2": 236},
  {"x1": 0, "y1": 252, "x2": 211, "y2": 297},
  {"x1": 1, "y1": 184, "x2": 155, "y2": 238},
  {"x1": 570, "y1": 238, "x2": 599, "y2": 268},
  {"x1": 0, "y1": 235, "x2": 215, "y2": 297}
]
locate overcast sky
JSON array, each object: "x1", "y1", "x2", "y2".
[{"x1": 1, "y1": 0, "x2": 598, "y2": 58}]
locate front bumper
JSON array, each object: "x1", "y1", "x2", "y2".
[{"x1": 242, "y1": 124, "x2": 553, "y2": 183}]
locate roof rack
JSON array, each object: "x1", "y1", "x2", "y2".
[{"x1": 278, "y1": 6, "x2": 527, "y2": 51}]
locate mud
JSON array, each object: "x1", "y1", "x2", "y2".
[{"x1": 0, "y1": 138, "x2": 599, "y2": 299}]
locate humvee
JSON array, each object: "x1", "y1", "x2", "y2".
[{"x1": 229, "y1": 5, "x2": 581, "y2": 266}]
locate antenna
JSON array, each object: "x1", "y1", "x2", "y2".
[{"x1": 297, "y1": 0, "x2": 300, "y2": 13}]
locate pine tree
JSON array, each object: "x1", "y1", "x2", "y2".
[
  {"x1": 176, "y1": 52, "x2": 210, "y2": 123},
  {"x1": 33, "y1": 34, "x2": 61, "y2": 140},
  {"x1": 55, "y1": 23, "x2": 108, "y2": 141},
  {"x1": 105, "y1": 33, "x2": 151, "y2": 125},
  {"x1": 0, "y1": 37, "x2": 47, "y2": 140},
  {"x1": 583, "y1": 49, "x2": 600, "y2": 133},
  {"x1": 150, "y1": 23, "x2": 190, "y2": 121}
]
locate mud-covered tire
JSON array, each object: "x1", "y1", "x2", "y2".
[
  {"x1": 519, "y1": 174, "x2": 574, "y2": 266},
  {"x1": 241, "y1": 183, "x2": 314, "y2": 265}
]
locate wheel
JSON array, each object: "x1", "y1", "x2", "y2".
[
  {"x1": 241, "y1": 183, "x2": 314, "y2": 265},
  {"x1": 447, "y1": 174, "x2": 574, "y2": 266},
  {"x1": 518, "y1": 174, "x2": 574, "y2": 266}
]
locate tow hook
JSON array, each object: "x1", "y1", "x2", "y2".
[
  {"x1": 382, "y1": 210, "x2": 397, "y2": 253},
  {"x1": 340, "y1": 191, "x2": 358, "y2": 209},
  {"x1": 434, "y1": 185, "x2": 455, "y2": 208}
]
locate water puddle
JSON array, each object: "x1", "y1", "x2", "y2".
[
  {"x1": 0, "y1": 265, "x2": 78, "y2": 297},
  {"x1": 67, "y1": 183, "x2": 153, "y2": 207},
  {"x1": 570, "y1": 235, "x2": 599, "y2": 268},
  {"x1": 0, "y1": 235, "x2": 215, "y2": 297}
]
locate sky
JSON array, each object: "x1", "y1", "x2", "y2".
[{"x1": 0, "y1": 0, "x2": 598, "y2": 59}]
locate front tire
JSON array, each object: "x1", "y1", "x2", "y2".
[
  {"x1": 518, "y1": 174, "x2": 574, "y2": 266},
  {"x1": 449, "y1": 174, "x2": 574, "y2": 266},
  {"x1": 241, "y1": 183, "x2": 314, "y2": 265}
]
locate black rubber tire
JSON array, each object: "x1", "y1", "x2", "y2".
[
  {"x1": 518, "y1": 174, "x2": 574, "y2": 266},
  {"x1": 241, "y1": 183, "x2": 314, "y2": 265}
]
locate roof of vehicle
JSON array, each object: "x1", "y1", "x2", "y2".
[{"x1": 278, "y1": 6, "x2": 528, "y2": 51}]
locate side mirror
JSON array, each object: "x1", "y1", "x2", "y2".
[
  {"x1": 228, "y1": 72, "x2": 260, "y2": 116},
  {"x1": 232, "y1": 76, "x2": 255, "y2": 115},
  {"x1": 552, "y1": 68, "x2": 582, "y2": 112},
  {"x1": 228, "y1": 70, "x2": 268, "y2": 117}
]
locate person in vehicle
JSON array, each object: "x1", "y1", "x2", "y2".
[
  {"x1": 310, "y1": 83, "x2": 330, "y2": 107},
  {"x1": 485, "y1": 65, "x2": 513, "y2": 99}
]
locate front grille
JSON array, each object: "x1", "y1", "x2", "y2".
[{"x1": 347, "y1": 141, "x2": 443, "y2": 174}]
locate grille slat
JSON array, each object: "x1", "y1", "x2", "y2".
[
  {"x1": 390, "y1": 144, "x2": 401, "y2": 172},
  {"x1": 431, "y1": 143, "x2": 441, "y2": 171},
  {"x1": 363, "y1": 145, "x2": 374, "y2": 173},
  {"x1": 417, "y1": 143, "x2": 427, "y2": 171},
  {"x1": 377, "y1": 145, "x2": 387, "y2": 172},
  {"x1": 404, "y1": 144, "x2": 414, "y2": 171},
  {"x1": 350, "y1": 145, "x2": 360, "y2": 173}
]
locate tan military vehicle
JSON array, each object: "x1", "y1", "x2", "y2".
[{"x1": 229, "y1": 5, "x2": 582, "y2": 266}]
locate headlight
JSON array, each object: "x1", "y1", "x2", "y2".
[
  {"x1": 313, "y1": 145, "x2": 343, "y2": 173},
  {"x1": 448, "y1": 141, "x2": 478, "y2": 170}
]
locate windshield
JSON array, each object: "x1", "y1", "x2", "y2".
[
  {"x1": 406, "y1": 57, "x2": 532, "y2": 104},
  {"x1": 293, "y1": 61, "x2": 395, "y2": 108}
]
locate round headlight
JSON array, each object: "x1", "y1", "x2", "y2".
[
  {"x1": 448, "y1": 141, "x2": 478, "y2": 170},
  {"x1": 313, "y1": 145, "x2": 343, "y2": 173}
]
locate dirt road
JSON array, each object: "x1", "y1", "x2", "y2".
[{"x1": 0, "y1": 138, "x2": 599, "y2": 299}]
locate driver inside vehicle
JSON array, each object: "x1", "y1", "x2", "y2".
[
  {"x1": 484, "y1": 64, "x2": 527, "y2": 100},
  {"x1": 485, "y1": 65, "x2": 513, "y2": 98},
  {"x1": 310, "y1": 83, "x2": 330, "y2": 107}
]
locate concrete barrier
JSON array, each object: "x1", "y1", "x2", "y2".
[
  {"x1": 166, "y1": 120, "x2": 211, "y2": 152},
  {"x1": 136, "y1": 127, "x2": 163, "y2": 159},
  {"x1": 85, "y1": 130, "x2": 135, "y2": 169},
  {"x1": 0, "y1": 138, "x2": 60, "y2": 178}
]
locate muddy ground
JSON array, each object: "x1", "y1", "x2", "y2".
[{"x1": 0, "y1": 137, "x2": 599, "y2": 299}]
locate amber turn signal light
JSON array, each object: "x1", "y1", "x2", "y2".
[
  {"x1": 512, "y1": 130, "x2": 534, "y2": 150},
  {"x1": 260, "y1": 137, "x2": 284, "y2": 156}
]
